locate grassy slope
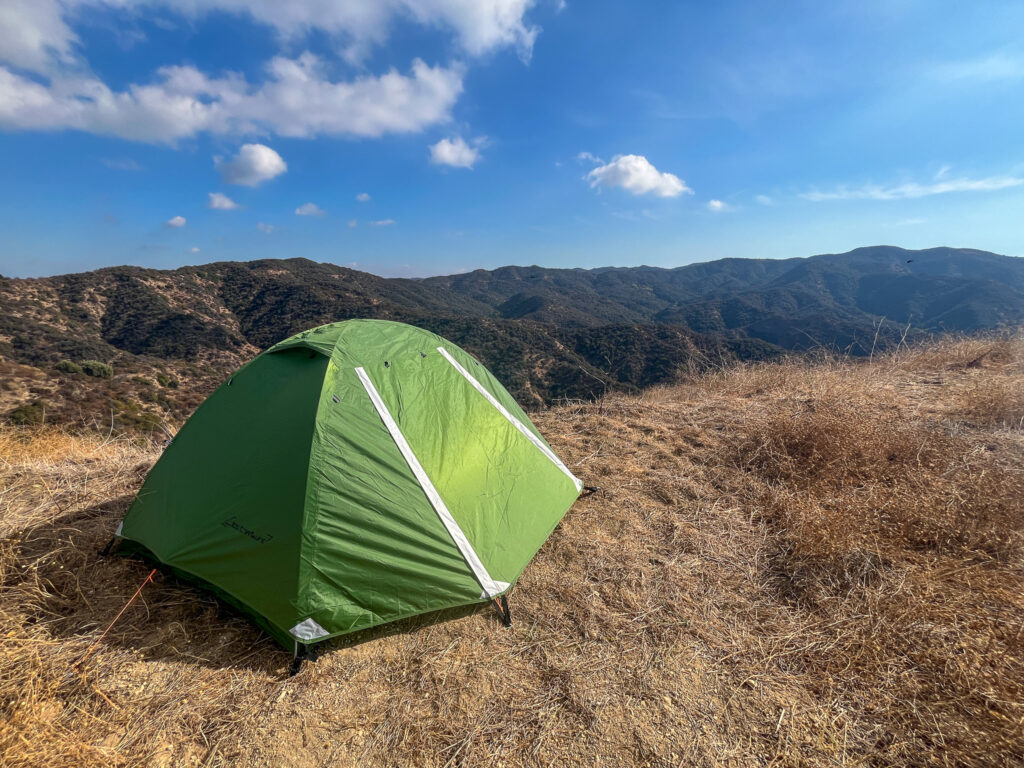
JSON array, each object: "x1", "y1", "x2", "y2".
[{"x1": 0, "y1": 335, "x2": 1021, "y2": 767}]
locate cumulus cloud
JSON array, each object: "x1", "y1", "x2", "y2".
[
  {"x1": 577, "y1": 151, "x2": 603, "y2": 165},
  {"x1": 295, "y1": 202, "x2": 325, "y2": 216},
  {"x1": 216, "y1": 144, "x2": 286, "y2": 187},
  {"x1": 0, "y1": 54, "x2": 463, "y2": 143},
  {"x1": 370, "y1": 219, "x2": 396, "y2": 226},
  {"x1": 356, "y1": 192, "x2": 371, "y2": 202},
  {"x1": 707, "y1": 199, "x2": 730, "y2": 212},
  {"x1": 189, "y1": 246, "x2": 200, "y2": 253},
  {"x1": 208, "y1": 192, "x2": 240, "y2": 209},
  {"x1": 0, "y1": 0, "x2": 538, "y2": 143},
  {"x1": 586, "y1": 154, "x2": 691, "y2": 198},
  {"x1": 802, "y1": 174, "x2": 1024, "y2": 201},
  {"x1": 257, "y1": 221, "x2": 275, "y2": 233},
  {"x1": 429, "y1": 136, "x2": 482, "y2": 168},
  {"x1": 202, "y1": 0, "x2": 538, "y2": 63},
  {"x1": 2, "y1": 0, "x2": 539, "y2": 71},
  {"x1": 0, "y1": 0, "x2": 78, "y2": 75},
  {"x1": 166, "y1": 215, "x2": 186, "y2": 227},
  {"x1": 97, "y1": 0, "x2": 537, "y2": 63}
]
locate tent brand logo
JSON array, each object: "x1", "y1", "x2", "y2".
[{"x1": 222, "y1": 516, "x2": 274, "y2": 544}]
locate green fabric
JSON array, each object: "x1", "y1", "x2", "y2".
[{"x1": 119, "y1": 319, "x2": 581, "y2": 648}]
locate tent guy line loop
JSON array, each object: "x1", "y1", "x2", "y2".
[{"x1": 69, "y1": 568, "x2": 157, "y2": 676}]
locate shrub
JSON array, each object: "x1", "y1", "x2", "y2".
[
  {"x1": 54, "y1": 359, "x2": 82, "y2": 374},
  {"x1": 80, "y1": 360, "x2": 113, "y2": 379},
  {"x1": 9, "y1": 402, "x2": 45, "y2": 425}
]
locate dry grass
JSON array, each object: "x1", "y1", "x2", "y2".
[{"x1": 1, "y1": 334, "x2": 1022, "y2": 767}]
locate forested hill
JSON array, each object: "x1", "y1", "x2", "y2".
[{"x1": 1, "y1": 245, "x2": 1021, "y2": 431}]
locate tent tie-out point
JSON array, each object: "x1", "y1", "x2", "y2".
[{"x1": 107, "y1": 319, "x2": 583, "y2": 668}]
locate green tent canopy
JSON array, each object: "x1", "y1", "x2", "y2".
[{"x1": 115, "y1": 319, "x2": 582, "y2": 651}]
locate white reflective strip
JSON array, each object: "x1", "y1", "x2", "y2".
[
  {"x1": 290, "y1": 617, "x2": 329, "y2": 641},
  {"x1": 355, "y1": 367, "x2": 508, "y2": 599},
  {"x1": 481, "y1": 581, "x2": 510, "y2": 600},
  {"x1": 437, "y1": 347, "x2": 583, "y2": 492},
  {"x1": 114, "y1": 520, "x2": 123, "y2": 536}
]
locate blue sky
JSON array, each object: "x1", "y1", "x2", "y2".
[{"x1": 2, "y1": 0, "x2": 1023, "y2": 278}]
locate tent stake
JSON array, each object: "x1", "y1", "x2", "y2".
[
  {"x1": 289, "y1": 643, "x2": 308, "y2": 676},
  {"x1": 492, "y1": 595, "x2": 512, "y2": 627},
  {"x1": 99, "y1": 536, "x2": 120, "y2": 557}
]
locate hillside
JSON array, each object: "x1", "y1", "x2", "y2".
[
  {"x1": 1, "y1": 246, "x2": 1022, "y2": 432},
  {"x1": 1, "y1": 334, "x2": 1021, "y2": 767}
]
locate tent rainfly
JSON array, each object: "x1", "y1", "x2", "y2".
[{"x1": 112, "y1": 320, "x2": 583, "y2": 662}]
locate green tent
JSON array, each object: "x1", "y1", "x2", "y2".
[{"x1": 115, "y1": 319, "x2": 582, "y2": 655}]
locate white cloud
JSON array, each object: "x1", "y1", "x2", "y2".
[
  {"x1": 189, "y1": 246, "x2": 200, "y2": 253},
  {"x1": 577, "y1": 151, "x2": 603, "y2": 165},
  {"x1": 347, "y1": 219, "x2": 358, "y2": 227},
  {"x1": 586, "y1": 154, "x2": 691, "y2": 198},
  {"x1": 0, "y1": 0, "x2": 78, "y2": 75},
  {"x1": 175, "y1": 0, "x2": 538, "y2": 62},
  {"x1": 707, "y1": 199, "x2": 730, "y2": 212},
  {"x1": 0, "y1": 0, "x2": 539, "y2": 143},
  {"x1": 216, "y1": 144, "x2": 286, "y2": 187},
  {"x1": 802, "y1": 174, "x2": 1024, "y2": 201},
  {"x1": 370, "y1": 219, "x2": 396, "y2": 226},
  {"x1": 754, "y1": 194, "x2": 774, "y2": 206},
  {"x1": 1, "y1": 1, "x2": 538, "y2": 72},
  {"x1": 356, "y1": 192, "x2": 371, "y2": 202},
  {"x1": 208, "y1": 191, "x2": 240, "y2": 209},
  {"x1": 0, "y1": 55, "x2": 463, "y2": 144},
  {"x1": 257, "y1": 221, "x2": 275, "y2": 233},
  {"x1": 429, "y1": 136, "x2": 482, "y2": 168},
  {"x1": 295, "y1": 202, "x2": 325, "y2": 216},
  {"x1": 166, "y1": 215, "x2": 186, "y2": 227}
]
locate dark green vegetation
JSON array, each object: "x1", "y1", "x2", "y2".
[{"x1": 1, "y1": 245, "x2": 1021, "y2": 431}]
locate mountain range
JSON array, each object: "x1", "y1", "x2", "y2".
[{"x1": 1, "y1": 245, "x2": 1021, "y2": 431}]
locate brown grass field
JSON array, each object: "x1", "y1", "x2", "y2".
[{"x1": 1, "y1": 335, "x2": 1022, "y2": 767}]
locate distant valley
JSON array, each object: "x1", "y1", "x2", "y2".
[{"x1": 1, "y1": 245, "x2": 1021, "y2": 431}]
